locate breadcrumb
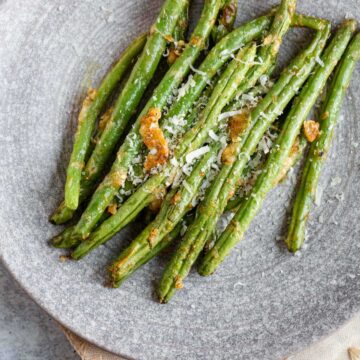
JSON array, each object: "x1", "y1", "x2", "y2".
[
  {"x1": 228, "y1": 110, "x2": 250, "y2": 141},
  {"x1": 303, "y1": 120, "x2": 320, "y2": 142},
  {"x1": 140, "y1": 108, "x2": 169, "y2": 171},
  {"x1": 107, "y1": 203, "x2": 118, "y2": 215}
]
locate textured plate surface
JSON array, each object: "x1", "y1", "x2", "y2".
[{"x1": 0, "y1": 1, "x2": 359, "y2": 359}]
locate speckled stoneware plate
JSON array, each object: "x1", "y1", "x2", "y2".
[{"x1": 0, "y1": 1, "x2": 359, "y2": 359}]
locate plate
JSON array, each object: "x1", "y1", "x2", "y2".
[{"x1": 0, "y1": 1, "x2": 359, "y2": 359}]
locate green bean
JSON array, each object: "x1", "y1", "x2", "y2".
[{"x1": 286, "y1": 32, "x2": 360, "y2": 252}]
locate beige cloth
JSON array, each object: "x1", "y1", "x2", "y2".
[{"x1": 63, "y1": 313, "x2": 360, "y2": 360}]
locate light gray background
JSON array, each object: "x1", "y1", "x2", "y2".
[
  {"x1": 0, "y1": 1, "x2": 359, "y2": 360},
  {"x1": 0, "y1": 264, "x2": 78, "y2": 360}
]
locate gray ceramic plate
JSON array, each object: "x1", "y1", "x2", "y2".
[{"x1": 0, "y1": 1, "x2": 359, "y2": 359}]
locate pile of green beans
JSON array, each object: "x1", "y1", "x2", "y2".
[{"x1": 50, "y1": 0, "x2": 360, "y2": 303}]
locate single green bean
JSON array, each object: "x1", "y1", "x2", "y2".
[
  {"x1": 286, "y1": 32, "x2": 360, "y2": 252},
  {"x1": 64, "y1": 33, "x2": 147, "y2": 210}
]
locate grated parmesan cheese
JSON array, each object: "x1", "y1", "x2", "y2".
[
  {"x1": 191, "y1": 197, "x2": 199, "y2": 207},
  {"x1": 208, "y1": 130, "x2": 219, "y2": 141},
  {"x1": 242, "y1": 93, "x2": 259, "y2": 106},
  {"x1": 170, "y1": 157, "x2": 179, "y2": 167},
  {"x1": 169, "y1": 115, "x2": 187, "y2": 127},
  {"x1": 133, "y1": 155, "x2": 142, "y2": 164},
  {"x1": 182, "y1": 163, "x2": 193, "y2": 176},
  {"x1": 185, "y1": 146, "x2": 210, "y2": 164},
  {"x1": 315, "y1": 55, "x2": 325, "y2": 67},
  {"x1": 190, "y1": 64, "x2": 207, "y2": 77},
  {"x1": 218, "y1": 109, "x2": 245, "y2": 121},
  {"x1": 177, "y1": 75, "x2": 196, "y2": 100},
  {"x1": 216, "y1": 212, "x2": 234, "y2": 234},
  {"x1": 211, "y1": 163, "x2": 220, "y2": 171},
  {"x1": 163, "y1": 125, "x2": 176, "y2": 135},
  {"x1": 259, "y1": 74, "x2": 269, "y2": 87},
  {"x1": 259, "y1": 111, "x2": 271, "y2": 121},
  {"x1": 180, "y1": 221, "x2": 188, "y2": 236}
]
